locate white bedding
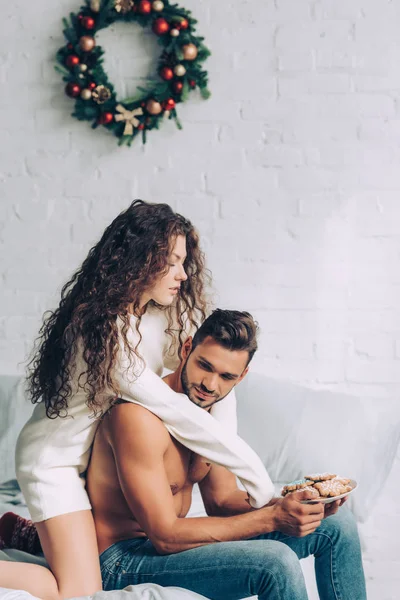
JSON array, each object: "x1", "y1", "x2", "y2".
[
  {"x1": 0, "y1": 480, "x2": 209, "y2": 600},
  {"x1": 0, "y1": 479, "x2": 30, "y2": 519},
  {"x1": 0, "y1": 587, "x2": 207, "y2": 600}
]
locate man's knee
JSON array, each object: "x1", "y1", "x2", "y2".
[
  {"x1": 269, "y1": 542, "x2": 302, "y2": 574},
  {"x1": 241, "y1": 540, "x2": 303, "y2": 579},
  {"x1": 323, "y1": 507, "x2": 361, "y2": 549},
  {"x1": 247, "y1": 542, "x2": 306, "y2": 597}
]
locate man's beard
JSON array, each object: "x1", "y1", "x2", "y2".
[{"x1": 181, "y1": 362, "x2": 222, "y2": 408}]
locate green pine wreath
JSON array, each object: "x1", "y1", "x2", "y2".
[{"x1": 56, "y1": 0, "x2": 211, "y2": 146}]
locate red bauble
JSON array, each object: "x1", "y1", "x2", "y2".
[
  {"x1": 65, "y1": 82, "x2": 81, "y2": 98},
  {"x1": 138, "y1": 0, "x2": 152, "y2": 14},
  {"x1": 189, "y1": 79, "x2": 196, "y2": 88},
  {"x1": 98, "y1": 112, "x2": 113, "y2": 125},
  {"x1": 82, "y1": 16, "x2": 95, "y2": 29},
  {"x1": 163, "y1": 98, "x2": 175, "y2": 110},
  {"x1": 175, "y1": 18, "x2": 188, "y2": 30},
  {"x1": 172, "y1": 81, "x2": 183, "y2": 93},
  {"x1": 159, "y1": 66, "x2": 174, "y2": 81},
  {"x1": 152, "y1": 18, "x2": 170, "y2": 35},
  {"x1": 78, "y1": 14, "x2": 83, "y2": 20},
  {"x1": 65, "y1": 55, "x2": 80, "y2": 68},
  {"x1": 88, "y1": 82, "x2": 97, "y2": 90},
  {"x1": 138, "y1": 124, "x2": 145, "y2": 130}
]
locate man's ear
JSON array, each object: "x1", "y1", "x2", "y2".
[
  {"x1": 236, "y1": 366, "x2": 249, "y2": 385},
  {"x1": 181, "y1": 336, "x2": 193, "y2": 360}
]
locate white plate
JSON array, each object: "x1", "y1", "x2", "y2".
[{"x1": 300, "y1": 479, "x2": 357, "y2": 504}]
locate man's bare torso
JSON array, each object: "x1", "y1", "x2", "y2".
[{"x1": 86, "y1": 403, "x2": 211, "y2": 553}]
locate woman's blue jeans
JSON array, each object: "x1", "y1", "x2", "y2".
[{"x1": 100, "y1": 507, "x2": 367, "y2": 600}]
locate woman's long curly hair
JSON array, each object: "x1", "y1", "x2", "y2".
[{"x1": 27, "y1": 200, "x2": 209, "y2": 419}]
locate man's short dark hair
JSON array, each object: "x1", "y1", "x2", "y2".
[{"x1": 191, "y1": 309, "x2": 259, "y2": 366}]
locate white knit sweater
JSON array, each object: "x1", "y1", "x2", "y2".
[{"x1": 15, "y1": 306, "x2": 274, "y2": 521}]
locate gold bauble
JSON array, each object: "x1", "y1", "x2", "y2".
[
  {"x1": 80, "y1": 89, "x2": 92, "y2": 100},
  {"x1": 146, "y1": 99, "x2": 162, "y2": 115},
  {"x1": 152, "y1": 1, "x2": 164, "y2": 11},
  {"x1": 90, "y1": 0, "x2": 101, "y2": 12},
  {"x1": 170, "y1": 28, "x2": 180, "y2": 37},
  {"x1": 182, "y1": 43, "x2": 198, "y2": 61},
  {"x1": 114, "y1": 0, "x2": 133, "y2": 13},
  {"x1": 173, "y1": 64, "x2": 186, "y2": 77},
  {"x1": 79, "y1": 35, "x2": 96, "y2": 52},
  {"x1": 79, "y1": 64, "x2": 88, "y2": 72}
]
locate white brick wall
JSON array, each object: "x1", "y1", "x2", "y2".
[{"x1": 1, "y1": 0, "x2": 399, "y2": 597}]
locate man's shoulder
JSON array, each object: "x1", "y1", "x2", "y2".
[{"x1": 105, "y1": 400, "x2": 169, "y2": 445}]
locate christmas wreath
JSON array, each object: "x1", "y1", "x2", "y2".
[{"x1": 56, "y1": 0, "x2": 211, "y2": 145}]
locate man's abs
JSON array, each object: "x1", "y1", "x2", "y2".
[{"x1": 86, "y1": 408, "x2": 210, "y2": 553}]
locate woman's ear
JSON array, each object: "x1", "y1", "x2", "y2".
[{"x1": 181, "y1": 336, "x2": 193, "y2": 360}]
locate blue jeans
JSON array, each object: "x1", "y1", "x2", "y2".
[{"x1": 100, "y1": 508, "x2": 367, "y2": 600}]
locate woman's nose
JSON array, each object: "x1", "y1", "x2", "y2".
[{"x1": 177, "y1": 264, "x2": 187, "y2": 281}]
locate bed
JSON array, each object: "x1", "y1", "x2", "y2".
[
  {"x1": 0, "y1": 478, "x2": 206, "y2": 600},
  {"x1": 1, "y1": 374, "x2": 399, "y2": 599}
]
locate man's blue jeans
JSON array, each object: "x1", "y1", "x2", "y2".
[{"x1": 100, "y1": 508, "x2": 367, "y2": 600}]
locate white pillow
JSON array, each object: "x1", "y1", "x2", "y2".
[
  {"x1": 235, "y1": 373, "x2": 400, "y2": 522},
  {"x1": 0, "y1": 376, "x2": 34, "y2": 483}
]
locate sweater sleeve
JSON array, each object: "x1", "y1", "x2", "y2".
[
  {"x1": 210, "y1": 389, "x2": 238, "y2": 433},
  {"x1": 113, "y1": 344, "x2": 274, "y2": 509}
]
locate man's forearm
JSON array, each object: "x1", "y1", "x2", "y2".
[
  {"x1": 154, "y1": 506, "x2": 276, "y2": 555},
  {"x1": 209, "y1": 491, "x2": 280, "y2": 517},
  {"x1": 208, "y1": 489, "x2": 255, "y2": 516}
]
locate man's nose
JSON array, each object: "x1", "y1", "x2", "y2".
[{"x1": 202, "y1": 373, "x2": 218, "y2": 393}]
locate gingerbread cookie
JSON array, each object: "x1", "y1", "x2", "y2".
[
  {"x1": 304, "y1": 472, "x2": 336, "y2": 482},
  {"x1": 281, "y1": 479, "x2": 314, "y2": 496},
  {"x1": 285, "y1": 485, "x2": 320, "y2": 498},
  {"x1": 314, "y1": 479, "x2": 352, "y2": 498},
  {"x1": 331, "y1": 476, "x2": 351, "y2": 485}
]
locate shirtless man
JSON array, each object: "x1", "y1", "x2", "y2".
[{"x1": 87, "y1": 309, "x2": 367, "y2": 600}]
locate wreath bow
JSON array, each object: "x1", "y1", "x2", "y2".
[{"x1": 115, "y1": 104, "x2": 144, "y2": 135}]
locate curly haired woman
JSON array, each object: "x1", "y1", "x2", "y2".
[{"x1": 0, "y1": 200, "x2": 273, "y2": 600}]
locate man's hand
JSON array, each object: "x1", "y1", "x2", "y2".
[
  {"x1": 324, "y1": 495, "x2": 348, "y2": 519},
  {"x1": 265, "y1": 497, "x2": 280, "y2": 507},
  {"x1": 270, "y1": 490, "x2": 325, "y2": 537}
]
